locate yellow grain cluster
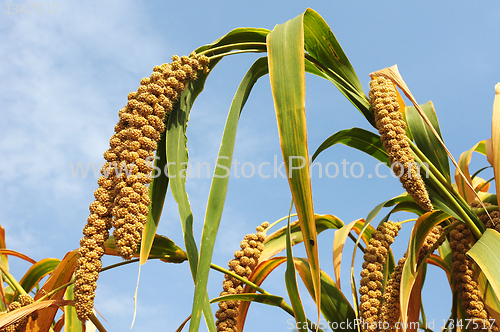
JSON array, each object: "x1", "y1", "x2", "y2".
[
  {"x1": 73, "y1": 53, "x2": 209, "y2": 321},
  {"x1": 359, "y1": 221, "x2": 401, "y2": 332},
  {"x1": 0, "y1": 295, "x2": 37, "y2": 332},
  {"x1": 369, "y1": 77, "x2": 433, "y2": 212},
  {"x1": 450, "y1": 223, "x2": 495, "y2": 331},
  {"x1": 215, "y1": 222, "x2": 269, "y2": 332}
]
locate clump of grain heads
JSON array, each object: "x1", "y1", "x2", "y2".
[
  {"x1": 215, "y1": 222, "x2": 269, "y2": 332},
  {"x1": 359, "y1": 221, "x2": 401, "y2": 332},
  {"x1": 369, "y1": 76, "x2": 433, "y2": 212},
  {"x1": 73, "y1": 53, "x2": 209, "y2": 321}
]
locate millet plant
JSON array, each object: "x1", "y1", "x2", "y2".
[{"x1": 1, "y1": 8, "x2": 500, "y2": 332}]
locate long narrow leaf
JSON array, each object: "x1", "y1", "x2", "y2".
[
  {"x1": 477, "y1": 270, "x2": 500, "y2": 324},
  {"x1": 104, "y1": 234, "x2": 187, "y2": 263},
  {"x1": 302, "y1": 9, "x2": 370, "y2": 124},
  {"x1": 406, "y1": 101, "x2": 450, "y2": 180},
  {"x1": 491, "y1": 83, "x2": 500, "y2": 197},
  {"x1": 400, "y1": 211, "x2": 449, "y2": 330},
  {"x1": 64, "y1": 284, "x2": 82, "y2": 332},
  {"x1": 333, "y1": 219, "x2": 363, "y2": 288},
  {"x1": 311, "y1": 128, "x2": 388, "y2": 164},
  {"x1": 295, "y1": 258, "x2": 357, "y2": 332},
  {"x1": 30, "y1": 250, "x2": 78, "y2": 331},
  {"x1": 455, "y1": 141, "x2": 486, "y2": 203},
  {"x1": 237, "y1": 257, "x2": 287, "y2": 331},
  {"x1": 19, "y1": 258, "x2": 60, "y2": 294},
  {"x1": 267, "y1": 10, "x2": 321, "y2": 321},
  {"x1": 285, "y1": 216, "x2": 307, "y2": 332},
  {"x1": 261, "y1": 214, "x2": 344, "y2": 262},
  {"x1": 467, "y1": 229, "x2": 500, "y2": 307},
  {"x1": 189, "y1": 58, "x2": 269, "y2": 332},
  {"x1": 140, "y1": 129, "x2": 169, "y2": 265}
]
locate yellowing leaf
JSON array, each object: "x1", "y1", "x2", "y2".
[
  {"x1": 456, "y1": 141, "x2": 486, "y2": 203},
  {"x1": 491, "y1": 83, "x2": 500, "y2": 197}
]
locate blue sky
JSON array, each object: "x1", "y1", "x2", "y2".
[{"x1": 1, "y1": 0, "x2": 500, "y2": 331}]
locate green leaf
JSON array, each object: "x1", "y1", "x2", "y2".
[
  {"x1": 104, "y1": 234, "x2": 187, "y2": 263},
  {"x1": 167, "y1": 53, "x2": 221, "y2": 332},
  {"x1": 295, "y1": 258, "x2": 357, "y2": 332},
  {"x1": 196, "y1": 27, "x2": 269, "y2": 55},
  {"x1": 400, "y1": 211, "x2": 449, "y2": 326},
  {"x1": 302, "y1": 10, "x2": 362, "y2": 93},
  {"x1": 406, "y1": 101, "x2": 450, "y2": 181},
  {"x1": 237, "y1": 257, "x2": 287, "y2": 331},
  {"x1": 64, "y1": 284, "x2": 83, "y2": 332},
  {"x1": 267, "y1": 10, "x2": 321, "y2": 322},
  {"x1": 19, "y1": 258, "x2": 60, "y2": 294},
  {"x1": 284, "y1": 215, "x2": 308, "y2": 332},
  {"x1": 477, "y1": 270, "x2": 500, "y2": 324},
  {"x1": 189, "y1": 58, "x2": 269, "y2": 332},
  {"x1": 261, "y1": 214, "x2": 344, "y2": 262},
  {"x1": 210, "y1": 293, "x2": 284, "y2": 307},
  {"x1": 302, "y1": 9, "x2": 372, "y2": 126},
  {"x1": 311, "y1": 127, "x2": 388, "y2": 164},
  {"x1": 467, "y1": 229, "x2": 500, "y2": 309}
]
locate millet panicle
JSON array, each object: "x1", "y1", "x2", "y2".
[
  {"x1": 215, "y1": 222, "x2": 269, "y2": 332},
  {"x1": 73, "y1": 53, "x2": 209, "y2": 322},
  {"x1": 359, "y1": 221, "x2": 401, "y2": 332},
  {"x1": 369, "y1": 76, "x2": 433, "y2": 212},
  {"x1": 450, "y1": 222, "x2": 497, "y2": 331}
]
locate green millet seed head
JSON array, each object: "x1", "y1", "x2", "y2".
[{"x1": 369, "y1": 76, "x2": 433, "y2": 212}]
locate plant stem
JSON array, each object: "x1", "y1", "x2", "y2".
[
  {"x1": 89, "y1": 312, "x2": 108, "y2": 332},
  {"x1": 100, "y1": 258, "x2": 140, "y2": 272}
]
